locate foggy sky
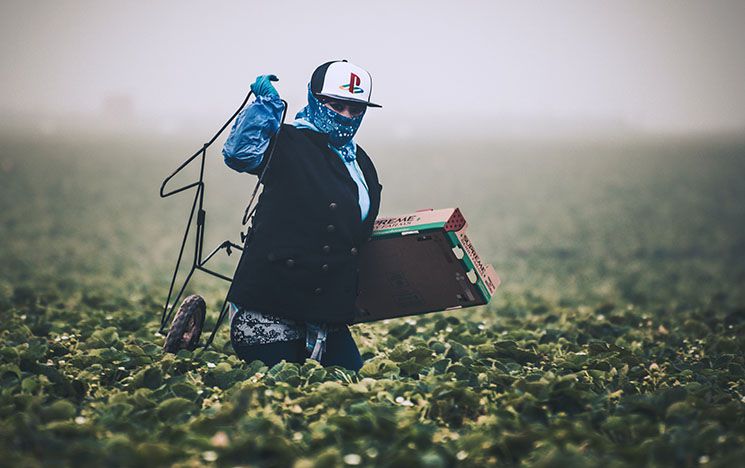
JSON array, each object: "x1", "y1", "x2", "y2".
[{"x1": 2, "y1": 0, "x2": 744, "y2": 137}]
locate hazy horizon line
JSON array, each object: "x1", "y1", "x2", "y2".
[{"x1": 4, "y1": 106, "x2": 744, "y2": 144}]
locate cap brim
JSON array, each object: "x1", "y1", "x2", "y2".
[{"x1": 316, "y1": 92, "x2": 382, "y2": 108}]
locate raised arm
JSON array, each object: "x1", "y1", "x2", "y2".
[{"x1": 222, "y1": 75, "x2": 285, "y2": 174}]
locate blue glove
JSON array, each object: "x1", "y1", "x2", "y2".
[{"x1": 250, "y1": 74, "x2": 279, "y2": 98}]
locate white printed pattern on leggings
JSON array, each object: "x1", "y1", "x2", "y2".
[{"x1": 228, "y1": 302, "x2": 342, "y2": 347}]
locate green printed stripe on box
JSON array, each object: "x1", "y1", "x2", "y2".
[
  {"x1": 371, "y1": 222, "x2": 446, "y2": 238},
  {"x1": 445, "y1": 231, "x2": 491, "y2": 302}
]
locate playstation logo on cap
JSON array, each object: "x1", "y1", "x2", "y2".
[{"x1": 310, "y1": 60, "x2": 382, "y2": 108}]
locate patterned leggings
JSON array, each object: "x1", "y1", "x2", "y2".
[{"x1": 231, "y1": 324, "x2": 364, "y2": 372}]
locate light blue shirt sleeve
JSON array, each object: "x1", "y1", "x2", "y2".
[{"x1": 222, "y1": 94, "x2": 285, "y2": 173}]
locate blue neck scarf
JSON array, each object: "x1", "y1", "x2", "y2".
[{"x1": 294, "y1": 86, "x2": 365, "y2": 162}]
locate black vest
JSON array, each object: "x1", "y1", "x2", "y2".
[{"x1": 226, "y1": 124, "x2": 383, "y2": 324}]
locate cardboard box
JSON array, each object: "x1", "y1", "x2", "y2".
[{"x1": 353, "y1": 208, "x2": 500, "y2": 323}]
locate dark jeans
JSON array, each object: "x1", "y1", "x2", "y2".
[{"x1": 231, "y1": 325, "x2": 364, "y2": 372}]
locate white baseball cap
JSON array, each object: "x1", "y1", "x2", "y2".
[{"x1": 310, "y1": 60, "x2": 382, "y2": 108}]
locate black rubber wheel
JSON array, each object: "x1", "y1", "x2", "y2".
[{"x1": 163, "y1": 294, "x2": 206, "y2": 353}]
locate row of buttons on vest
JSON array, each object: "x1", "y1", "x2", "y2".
[
  {"x1": 268, "y1": 245, "x2": 358, "y2": 263},
  {"x1": 320, "y1": 244, "x2": 358, "y2": 256},
  {"x1": 326, "y1": 202, "x2": 337, "y2": 233},
  {"x1": 312, "y1": 201, "x2": 356, "y2": 295},
  {"x1": 324, "y1": 201, "x2": 359, "y2": 255},
  {"x1": 263, "y1": 200, "x2": 359, "y2": 297}
]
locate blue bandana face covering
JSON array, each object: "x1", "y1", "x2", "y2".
[{"x1": 295, "y1": 86, "x2": 365, "y2": 150}]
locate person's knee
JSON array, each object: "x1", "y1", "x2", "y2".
[{"x1": 321, "y1": 328, "x2": 364, "y2": 372}]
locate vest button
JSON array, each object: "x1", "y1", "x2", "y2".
[
  {"x1": 328, "y1": 202, "x2": 338, "y2": 210},
  {"x1": 321, "y1": 263, "x2": 329, "y2": 272},
  {"x1": 326, "y1": 224, "x2": 336, "y2": 232},
  {"x1": 322, "y1": 245, "x2": 331, "y2": 254},
  {"x1": 285, "y1": 258, "x2": 295, "y2": 268},
  {"x1": 314, "y1": 287, "x2": 323, "y2": 295},
  {"x1": 350, "y1": 247, "x2": 358, "y2": 256},
  {"x1": 267, "y1": 252, "x2": 276, "y2": 261}
]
